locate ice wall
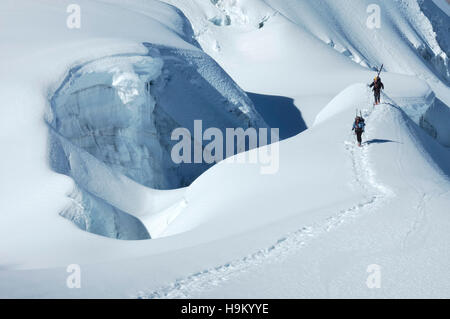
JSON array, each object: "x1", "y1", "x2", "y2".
[{"x1": 48, "y1": 44, "x2": 267, "y2": 239}]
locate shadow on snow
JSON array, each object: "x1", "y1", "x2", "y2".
[
  {"x1": 364, "y1": 139, "x2": 400, "y2": 145},
  {"x1": 247, "y1": 92, "x2": 307, "y2": 140}
]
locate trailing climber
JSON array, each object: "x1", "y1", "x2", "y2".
[
  {"x1": 369, "y1": 76, "x2": 384, "y2": 105},
  {"x1": 352, "y1": 116, "x2": 366, "y2": 147}
]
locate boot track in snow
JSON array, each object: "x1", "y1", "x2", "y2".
[{"x1": 134, "y1": 102, "x2": 395, "y2": 299}]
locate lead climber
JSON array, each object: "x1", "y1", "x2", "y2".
[{"x1": 369, "y1": 75, "x2": 384, "y2": 105}]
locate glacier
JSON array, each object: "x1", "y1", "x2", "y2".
[{"x1": 1, "y1": 0, "x2": 450, "y2": 299}]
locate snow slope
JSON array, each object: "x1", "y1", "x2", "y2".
[
  {"x1": 2, "y1": 83, "x2": 448, "y2": 298},
  {"x1": 163, "y1": 0, "x2": 450, "y2": 139},
  {"x1": 140, "y1": 93, "x2": 450, "y2": 299},
  {"x1": 0, "y1": 0, "x2": 449, "y2": 298}
]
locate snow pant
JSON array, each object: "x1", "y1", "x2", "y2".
[
  {"x1": 374, "y1": 90, "x2": 381, "y2": 104},
  {"x1": 356, "y1": 130, "x2": 363, "y2": 144}
]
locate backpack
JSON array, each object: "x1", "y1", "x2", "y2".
[{"x1": 355, "y1": 118, "x2": 365, "y2": 132}]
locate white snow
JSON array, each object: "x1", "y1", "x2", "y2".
[{"x1": 0, "y1": 0, "x2": 449, "y2": 298}]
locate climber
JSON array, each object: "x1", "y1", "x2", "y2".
[
  {"x1": 369, "y1": 75, "x2": 384, "y2": 105},
  {"x1": 352, "y1": 116, "x2": 366, "y2": 147}
]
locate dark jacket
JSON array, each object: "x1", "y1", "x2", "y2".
[{"x1": 370, "y1": 78, "x2": 384, "y2": 91}]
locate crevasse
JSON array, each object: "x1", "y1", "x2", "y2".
[{"x1": 48, "y1": 44, "x2": 267, "y2": 240}]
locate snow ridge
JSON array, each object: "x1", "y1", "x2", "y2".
[{"x1": 134, "y1": 92, "x2": 395, "y2": 299}]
